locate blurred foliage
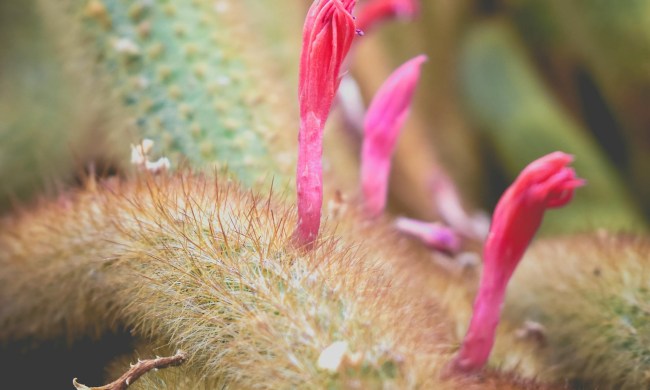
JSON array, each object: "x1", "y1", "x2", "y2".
[{"x1": 0, "y1": 0, "x2": 129, "y2": 209}]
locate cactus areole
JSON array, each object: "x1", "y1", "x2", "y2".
[
  {"x1": 295, "y1": 0, "x2": 357, "y2": 247},
  {"x1": 451, "y1": 151, "x2": 585, "y2": 373}
]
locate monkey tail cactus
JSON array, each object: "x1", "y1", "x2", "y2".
[
  {"x1": 0, "y1": 173, "x2": 558, "y2": 389},
  {"x1": 5, "y1": 1, "x2": 650, "y2": 389},
  {"x1": 504, "y1": 232, "x2": 650, "y2": 389}
]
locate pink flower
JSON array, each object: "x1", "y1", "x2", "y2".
[
  {"x1": 430, "y1": 173, "x2": 490, "y2": 241},
  {"x1": 450, "y1": 151, "x2": 585, "y2": 373},
  {"x1": 295, "y1": 0, "x2": 358, "y2": 248},
  {"x1": 361, "y1": 55, "x2": 427, "y2": 217},
  {"x1": 395, "y1": 217, "x2": 461, "y2": 254},
  {"x1": 356, "y1": 0, "x2": 420, "y2": 33}
]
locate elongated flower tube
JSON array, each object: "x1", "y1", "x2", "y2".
[
  {"x1": 361, "y1": 54, "x2": 427, "y2": 217},
  {"x1": 356, "y1": 0, "x2": 420, "y2": 32},
  {"x1": 450, "y1": 151, "x2": 586, "y2": 374},
  {"x1": 395, "y1": 217, "x2": 461, "y2": 254},
  {"x1": 295, "y1": 0, "x2": 357, "y2": 247}
]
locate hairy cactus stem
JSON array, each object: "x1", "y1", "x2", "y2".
[{"x1": 0, "y1": 171, "x2": 562, "y2": 389}]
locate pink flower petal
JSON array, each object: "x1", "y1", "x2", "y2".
[{"x1": 430, "y1": 172, "x2": 489, "y2": 241}]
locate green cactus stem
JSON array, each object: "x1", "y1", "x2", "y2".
[{"x1": 36, "y1": 0, "x2": 298, "y2": 187}]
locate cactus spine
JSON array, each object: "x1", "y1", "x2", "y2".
[{"x1": 3, "y1": 1, "x2": 650, "y2": 389}]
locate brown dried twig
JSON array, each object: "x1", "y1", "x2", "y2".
[{"x1": 72, "y1": 350, "x2": 187, "y2": 390}]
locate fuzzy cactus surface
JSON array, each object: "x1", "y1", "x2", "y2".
[
  {"x1": 503, "y1": 233, "x2": 650, "y2": 389},
  {"x1": 0, "y1": 173, "x2": 557, "y2": 390}
]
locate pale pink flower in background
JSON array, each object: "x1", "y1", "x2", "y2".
[
  {"x1": 430, "y1": 172, "x2": 490, "y2": 241},
  {"x1": 395, "y1": 217, "x2": 461, "y2": 253},
  {"x1": 356, "y1": 0, "x2": 420, "y2": 32}
]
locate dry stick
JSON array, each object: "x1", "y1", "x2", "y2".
[{"x1": 73, "y1": 350, "x2": 187, "y2": 390}]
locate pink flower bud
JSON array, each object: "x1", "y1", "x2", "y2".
[
  {"x1": 361, "y1": 55, "x2": 426, "y2": 217},
  {"x1": 395, "y1": 217, "x2": 461, "y2": 254},
  {"x1": 450, "y1": 151, "x2": 585, "y2": 374},
  {"x1": 295, "y1": 0, "x2": 358, "y2": 248},
  {"x1": 356, "y1": 0, "x2": 420, "y2": 32}
]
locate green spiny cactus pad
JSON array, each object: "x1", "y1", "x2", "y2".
[{"x1": 41, "y1": 0, "x2": 297, "y2": 187}]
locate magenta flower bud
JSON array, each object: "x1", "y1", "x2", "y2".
[
  {"x1": 450, "y1": 151, "x2": 585, "y2": 374},
  {"x1": 295, "y1": 0, "x2": 358, "y2": 248},
  {"x1": 360, "y1": 54, "x2": 426, "y2": 217},
  {"x1": 395, "y1": 217, "x2": 461, "y2": 254},
  {"x1": 356, "y1": 0, "x2": 420, "y2": 32}
]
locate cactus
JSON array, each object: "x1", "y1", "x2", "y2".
[
  {"x1": 502, "y1": 233, "x2": 650, "y2": 389},
  {"x1": 0, "y1": 173, "x2": 554, "y2": 389},
  {"x1": 0, "y1": 2, "x2": 563, "y2": 387},
  {"x1": 0, "y1": 0, "x2": 129, "y2": 210}
]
